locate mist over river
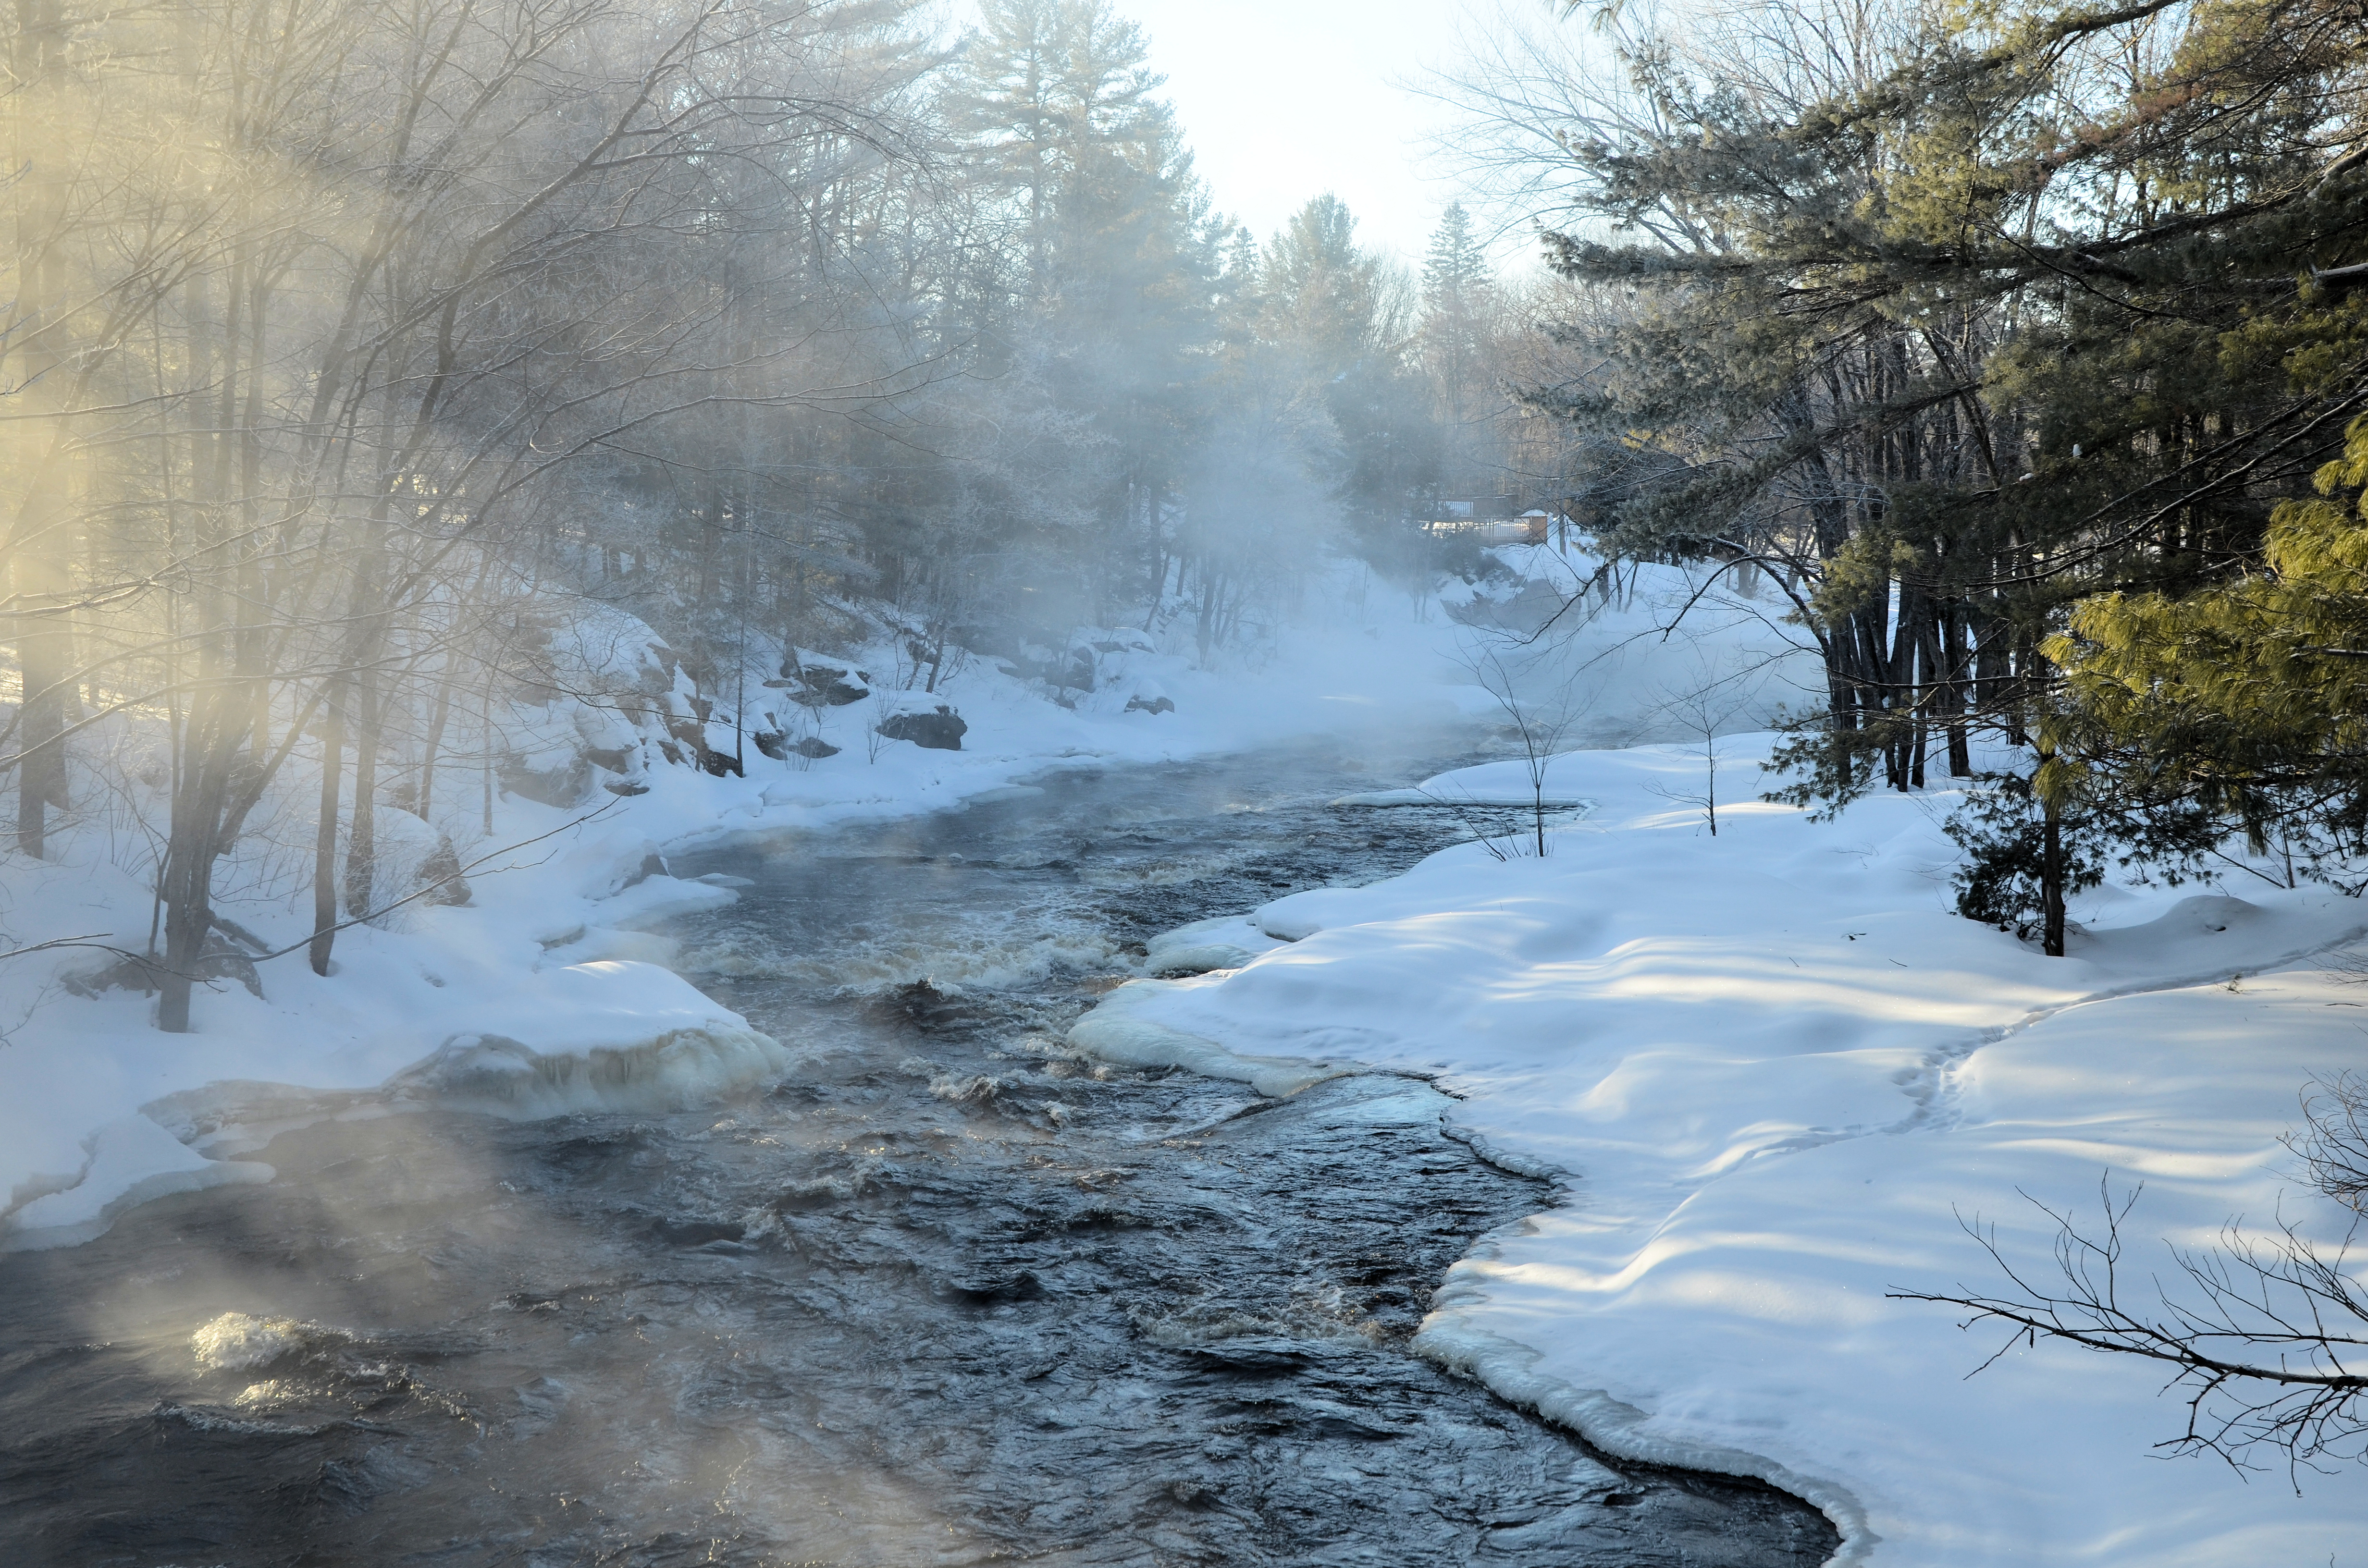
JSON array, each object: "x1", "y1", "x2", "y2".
[{"x1": 0, "y1": 745, "x2": 1836, "y2": 1567}]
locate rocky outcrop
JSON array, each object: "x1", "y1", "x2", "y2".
[
  {"x1": 876, "y1": 704, "x2": 967, "y2": 751},
  {"x1": 770, "y1": 655, "x2": 870, "y2": 708},
  {"x1": 499, "y1": 751, "x2": 591, "y2": 807}
]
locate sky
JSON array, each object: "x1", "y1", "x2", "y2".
[{"x1": 1119, "y1": 0, "x2": 1502, "y2": 270}]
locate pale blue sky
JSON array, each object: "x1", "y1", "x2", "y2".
[{"x1": 1125, "y1": 0, "x2": 1479, "y2": 266}]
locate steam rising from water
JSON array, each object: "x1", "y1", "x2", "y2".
[{"x1": 0, "y1": 752, "x2": 1837, "y2": 1565}]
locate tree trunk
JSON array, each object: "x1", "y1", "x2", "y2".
[
  {"x1": 343, "y1": 671, "x2": 381, "y2": 919},
  {"x1": 418, "y1": 663, "x2": 455, "y2": 822},
  {"x1": 13, "y1": 593, "x2": 68, "y2": 857},
  {"x1": 310, "y1": 686, "x2": 345, "y2": 976},
  {"x1": 2041, "y1": 795, "x2": 2067, "y2": 958},
  {"x1": 1943, "y1": 601, "x2": 1972, "y2": 777},
  {"x1": 157, "y1": 688, "x2": 247, "y2": 1031}
]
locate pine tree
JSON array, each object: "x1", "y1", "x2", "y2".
[
  {"x1": 1523, "y1": 0, "x2": 2368, "y2": 812},
  {"x1": 1418, "y1": 201, "x2": 1500, "y2": 497},
  {"x1": 2050, "y1": 384, "x2": 2368, "y2": 877},
  {"x1": 1263, "y1": 194, "x2": 1382, "y2": 374},
  {"x1": 943, "y1": 0, "x2": 1228, "y2": 623}
]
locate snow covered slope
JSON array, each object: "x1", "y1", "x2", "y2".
[
  {"x1": 1, "y1": 549, "x2": 1772, "y2": 1248},
  {"x1": 1076, "y1": 737, "x2": 2368, "y2": 1566}
]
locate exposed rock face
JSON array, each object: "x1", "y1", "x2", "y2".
[
  {"x1": 191, "y1": 936, "x2": 264, "y2": 999},
  {"x1": 777, "y1": 659, "x2": 870, "y2": 707},
  {"x1": 355, "y1": 808, "x2": 477, "y2": 919},
  {"x1": 499, "y1": 752, "x2": 591, "y2": 807},
  {"x1": 414, "y1": 835, "x2": 474, "y2": 907},
  {"x1": 876, "y1": 705, "x2": 967, "y2": 751},
  {"x1": 66, "y1": 933, "x2": 264, "y2": 1001},
  {"x1": 1444, "y1": 576, "x2": 1569, "y2": 634}
]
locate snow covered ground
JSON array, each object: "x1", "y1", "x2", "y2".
[
  {"x1": 48, "y1": 532, "x2": 2343, "y2": 1564},
  {"x1": 1074, "y1": 737, "x2": 2368, "y2": 1565},
  {"x1": 0, "y1": 546, "x2": 1810, "y2": 1252}
]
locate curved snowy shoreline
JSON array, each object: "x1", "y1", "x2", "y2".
[
  {"x1": 1067, "y1": 736, "x2": 2368, "y2": 1568},
  {"x1": 1, "y1": 544, "x2": 1791, "y2": 1255},
  {"x1": 0, "y1": 679, "x2": 1500, "y2": 1250}
]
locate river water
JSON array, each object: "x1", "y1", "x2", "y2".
[{"x1": 0, "y1": 744, "x2": 1838, "y2": 1567}]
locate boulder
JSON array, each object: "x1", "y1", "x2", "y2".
[
  {"x1": 413, "y1": 834, "x2": 473, "y2": 907},
  {"x1": 499, "y1": 751, "x2": 590, "y2": 807},
  {"x1": 779, "y1": 658, "x2": 869, "y2": 707},
  {"x1": 1125, "y1": 694, "x2": 1175, "y2": 715},
  {"x1": 791, "y1": 735, "x2": 840, "y2": 759},
  {"x1": 876, "y1": 704, "x2": 967, "y2": 751}
]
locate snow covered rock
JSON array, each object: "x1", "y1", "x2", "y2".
[
  {"x1": 876, "y1": 701, "x2": 967, "y2": 751},
  {"x1": 774, "y1": 652, "x2": 870, "y2": 707},
  {"x1": 1143, "y1": 915, "x2": 1287, "y2": 976}
]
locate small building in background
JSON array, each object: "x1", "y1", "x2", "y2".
[{"x1": 1420, "y1": 498, "x2": 1567, "y2": 547}]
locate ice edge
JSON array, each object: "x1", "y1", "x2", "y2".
[{"x1": 1412, "y1": 1318, "x2": 1870, "y2": 1563}]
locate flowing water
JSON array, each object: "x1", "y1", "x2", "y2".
[{"x1": 0, "y1": 744, "x2": 1839, "y2": 1567}]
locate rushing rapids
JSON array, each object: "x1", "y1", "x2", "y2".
[{"x1": 0, "y1": 747, "x2": 1838, "y2": 1566}]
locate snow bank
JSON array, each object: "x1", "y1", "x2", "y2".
[
  {"x1": 6, "y1": 547, "x2": 1728, "y2": 1248},
  {"x1": 0, "y1": 545, "x2": 1814, "y2": 1250},
  {"x1": 1072, "y1": 736, "x2": 2368, "y2": 1566}
]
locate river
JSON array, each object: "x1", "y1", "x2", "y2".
[{"x1": 0, "y1": 743, "x2": 1838, "y2": 1566}]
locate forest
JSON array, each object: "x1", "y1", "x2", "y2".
[
  {"x1": 0, "y1": 0, "x2": 1557, "y2": 1029},
  {"x1": 6, "y1": 0, "x2": 2368, "y2": 989},
  {"x1": 1506, "y1": 0, "x2": 2368, "y2": 953},
  {"x1": 9, "y1": 1, "x2": 2368, "y2": 1561}
]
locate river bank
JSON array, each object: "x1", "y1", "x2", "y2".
[
  {"x1": 0, "y1": 749, "x2": 1838, "y2": 1566},
  {"x1": 1076, "y1": 736, "x2": 2368, "y2": 1567},
  {"x1": 0, "y1": 545, "x2": 1809, "y2": 1252}
]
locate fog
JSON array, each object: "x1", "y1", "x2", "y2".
[
  {"x1": 0, "y1": 0, "x2": 1602, "y2": 1012},
  {"x1": 0, "y1": 7, "x2": 1872, "y2": 1562}
]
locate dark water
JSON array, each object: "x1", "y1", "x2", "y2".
[{"x1": 0, "y1": 745, "x2": 1838, "y2": 1567}]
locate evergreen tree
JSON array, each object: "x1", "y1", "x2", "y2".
[
  {"x1": 1418, "y1": 201, "x2": 1497, "y2": 442},
  {"x1": 940, "y1": 0, "x2": 1229, "y2": 629},
  {"x1": 1263, "y1": 194, "x2": 1383, "y2": 374},
  {"x1": 1507, "y1": 0, "x2": 2368, "y2": 945},
  {"x1": 1262, "y1": 194, "x2": 1435, "y2": 542},
  {"x1": 2049, "y1": 387, "x2": 2368, "y2": 882}
]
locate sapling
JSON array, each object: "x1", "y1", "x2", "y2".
[
  {"x1": 1647, "y1": 645, "x2": 1768, "y2": 837},
  {"x1": 1464, "y1": 642, "x2": 1591, "y2": 858}
]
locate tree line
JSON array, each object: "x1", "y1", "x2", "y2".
[
  {"x1": 1507, "y1": 0, "x2": 2368, "y2": 952},
  {"x1": 0, "y1": 0, "x2": 1561, "y2": 1031}
]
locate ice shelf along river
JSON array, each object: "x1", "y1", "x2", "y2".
[{"x1": 0, "y1": 745, "x2": 1839, "y2": 1566}]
